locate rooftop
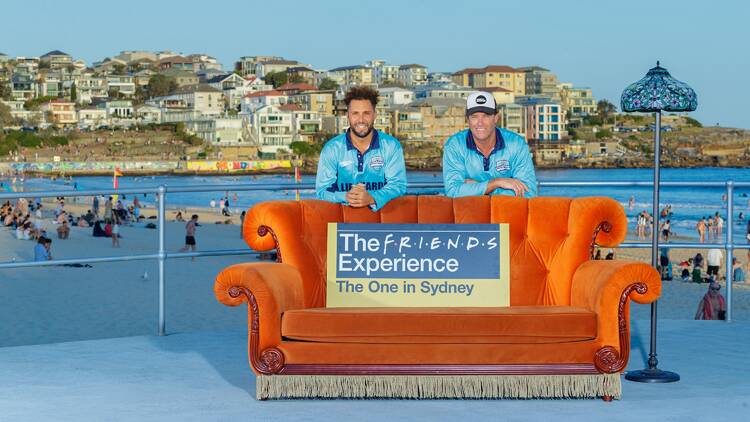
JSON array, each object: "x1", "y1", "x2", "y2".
[
  {"x1": 277, "y1": 82, "x2": 318, "y2": 92},
  {"x1": 2, "y1": 320, "x2": 748, "y2": 421},
  {"x1": 41, "y1": 50, "x2": 71, "y2": 58},
  {"x1": 329, "y1": 65, "x2": 368, "y2": 72},
  {"x1": 172, "y1": 84, "x2": 222, "y2": 94},
  {"x1": 243, "y1": 89, "x2": 284, "y2": 98}
]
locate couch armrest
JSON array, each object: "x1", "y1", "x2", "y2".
[
  {"x1": 214, "y1": 263, "x2": 305, "y2": 366},
  {"x1": 571, "y1": 260, "x2": 660, "y2": 371}
]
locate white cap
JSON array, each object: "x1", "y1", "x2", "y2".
[{"x1": 466, "y1": 91, "x2": 497, "y2": 115}]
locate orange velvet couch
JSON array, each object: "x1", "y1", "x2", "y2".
[{"x1": 214, "y1": 195, "x2": 661, "y2": 400}]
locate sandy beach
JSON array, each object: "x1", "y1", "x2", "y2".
[{"x1": 2, "y1": 199, "x2": 749, "y2": 348}]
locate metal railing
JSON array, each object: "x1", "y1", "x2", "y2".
[{"x1": 1, "y1": 180, "x2": 748, "y2": 331}]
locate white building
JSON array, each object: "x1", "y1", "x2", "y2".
[
  {"x1": 134, "y1": 104, "x2": 161, "y2": 123},
  {"x1": 245, "y1": 104, "x2": 295, "y2": 155},
  {"x1": 77, "y1": 108, "x2": 108, "y2": 129},
  {"x1": 377, "y1": 87, "x2": 415, "y2": 107},
  {"x1": 106, "y1": 75, "x2": 136, "y2": 97},
  {"x1": 397, "y1": 64, "x2": 428, "y2": 87},
  {"x1": 147, "y1": 85, "x2": 224, "y2": 117},
  {"x1": 184, "y1": 117, "x2": 246, "y2": 146},
  {"x1": 367, "y1": 60, "x2": 400, "y2": 85},
  {"x1": 74, "y1": 74, "x2": 108, "y2": 104}
]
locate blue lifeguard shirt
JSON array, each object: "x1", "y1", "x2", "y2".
[
  {"x1": 442, "y1": 128, "x2": 538, "y2": 198},
  {"x1": 316, "y1": 129, "x2": 407, "y2": 211}
]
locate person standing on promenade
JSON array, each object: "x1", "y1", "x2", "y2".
[
  {"x1": 92, "y1": 195, "x2": 100, "y2": 217},
  {"x1": 315, "y1": 86, "x2": 407, "y2": 211},
  {"x1": 111, "y1": 214, "x2": 121, "y2": 248},
  {"x1": 694, "y1": 281, "x2": 726, "y2": 320},
  {"x1": 442, "y1": 91, "x2": 537, "y2": 198},
  {"x1": 178, "y1": 214, "x2": 199, "y2": 261}
]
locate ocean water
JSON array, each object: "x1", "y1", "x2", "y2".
[{"x1": 5, "y1": 167, "x2": 750, "y2": 242}]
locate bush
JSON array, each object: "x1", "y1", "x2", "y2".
[
  {"x1": 595, "y1": 129, "x2": 612, "y2": 139},
  {"x1": 684, "y1": 116, "x2": 702, "y2": 128},
  {"x1": 7, "y1": 130, "x2": 42, "y2": 147},
  {"x1": 45, "y1": 136, "x2": 69, "y2": 146}
]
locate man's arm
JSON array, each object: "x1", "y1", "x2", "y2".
[
  {"x1": 368, "y1": 143, "x2": 407, "y2": 211},
  {"x1": 443, "y1": 139, "x2": 488, "y2": 198},
  {"x1": 509, "y1": 141, "x2": 538, "y2": 198},
  {"x1": 315, "y1": 145, "x2": 348, "y2": 204}
]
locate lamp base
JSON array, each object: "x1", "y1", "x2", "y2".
[{"x1": 625, "y1": 368, "x2": 680, "y2": 383}]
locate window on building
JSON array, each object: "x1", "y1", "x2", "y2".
[{"x1": 551, "y1": 106, "x2": 559, "y2": 113}]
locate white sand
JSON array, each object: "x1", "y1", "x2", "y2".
[
  {"x1": 0, "y1": 218, "x2": 253, "y2": 347},
  {"x1": 2, "y1": 214, "x2": 749, "y2": 347}
]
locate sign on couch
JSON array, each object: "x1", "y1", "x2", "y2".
[{"x1": 326, "y1": 223, "x2": 509, "y2": 307}]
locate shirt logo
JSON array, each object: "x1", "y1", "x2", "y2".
[
  {"x1": 496, "y1": 159, "x2": 510, "y2": 171},
  {"x1": 369, "y1": 155, "x2": 384, "y2": 170}
]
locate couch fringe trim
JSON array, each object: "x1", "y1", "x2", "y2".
[{"x1": 256, "y1": 374, "x2": 621, "y2": 400}]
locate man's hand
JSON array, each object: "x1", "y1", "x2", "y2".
[
  {"x1": 346, "y1": 183, "x2": 376, "y2": 208},
  {"x1": 488, "y1": 178, "x2": 529, "y2": 197}
]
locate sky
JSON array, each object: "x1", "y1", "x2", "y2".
[{"x1": 2, "y1": 0, "x2": 748, "y2": 129}]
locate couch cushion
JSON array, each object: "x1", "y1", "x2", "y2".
[{"x1": 281, "y1": 306, "x2": 597, "y2": 344}]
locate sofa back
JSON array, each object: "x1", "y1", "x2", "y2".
[{"x1": 243, "y1": 195, "x2": 627, "y2": 309}]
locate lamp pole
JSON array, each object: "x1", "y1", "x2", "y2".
[{"x1": 625, "y1": 110, "x2": 680, "y2": 383}]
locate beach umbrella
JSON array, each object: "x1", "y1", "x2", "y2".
[{"x1": 621, "y1": 62, "x2": 697, "y2": 383}]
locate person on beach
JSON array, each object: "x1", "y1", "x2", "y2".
[
  {"x1": 442, "y1": 91, "x2": 537, "y2": 199},
  {"x1": 732, "y1": 257, "x2": 745, "y2": 283},
  {"x1": 315, "y1": 86, "x2": 407, "y2": 210},
  {"x1": 57, "y1": 220, "x2": 70, "y2": 240},
  {"x1": 628, "y1": 195, "x2": 634, "y2": 211},
  {"x1": 696, "y1": 217, "x2": 706, "y2": 243},
  {"x1": 111, "y1": 215, "x2": 120, "y2": 248},
  {"x1": 715, "y1": 212, "x2": 724, "y2": 237},
  {"x1": 175, "y1": 211, "x2": 185, "y2": 222},
  {"x1": 694, "y1": 281, "x2": 726, "y2": 320},
  {"x1": 92, "y1": 220, "x2": 107, "y2": 237},
  {"x1": 636, "y1": 212, "x2": 646, "y2": 239},
  {"x1": 660, "y1": 219, "x2": 671, "y2": 242},
  {"x1": 34, "y1": 237, "x2": 52, "y2": 261},
  {"x1": 706, "y1": 248, "x2": 723, "y2": 278},
  {"x1": 92, "y1": 196, "x2": 100, "y2": 216},
  {"x1": 179, "y1": 214, "x2": 199, "y2": 260},
  {"x1": 104, "y1": 197, "x2": 113, "y2": 221}
]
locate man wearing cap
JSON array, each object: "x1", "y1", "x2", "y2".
[
  {"x1": 316, "y1": 86, "x2": 407, "y2": 211},
  {"x1": 442, "y1": 91, "x2": 537, "y2": 198}
]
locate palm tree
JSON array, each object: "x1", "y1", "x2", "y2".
[{"x1": 597, "y1": 100, "x2": 617, "y2": 123}]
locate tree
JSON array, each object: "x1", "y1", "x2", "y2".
[
  {"x1": 0, "y1": 81, "x2": 11, "y2": 100},
  {"x1": 146, "y1": 74, "x2": 178, "y2": 98},
  {"x1": 263, "y1": 71, "x2": 288, "y2": 88},
  {"x1": 0, "y1": 102, "x2": 14, "y2": 127},
  {"x1": 596, "y1": 100, "x2": 617, "y2": 123},
  {"x1": 70, "y1": 82, "x2": 77, "y2": 102},
  {"x1": 289, "y1": 141, "x2": 316, "y2": 156},
  {"x1": 318, "y1": 78, "x2": 338, "y2": 90}
]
